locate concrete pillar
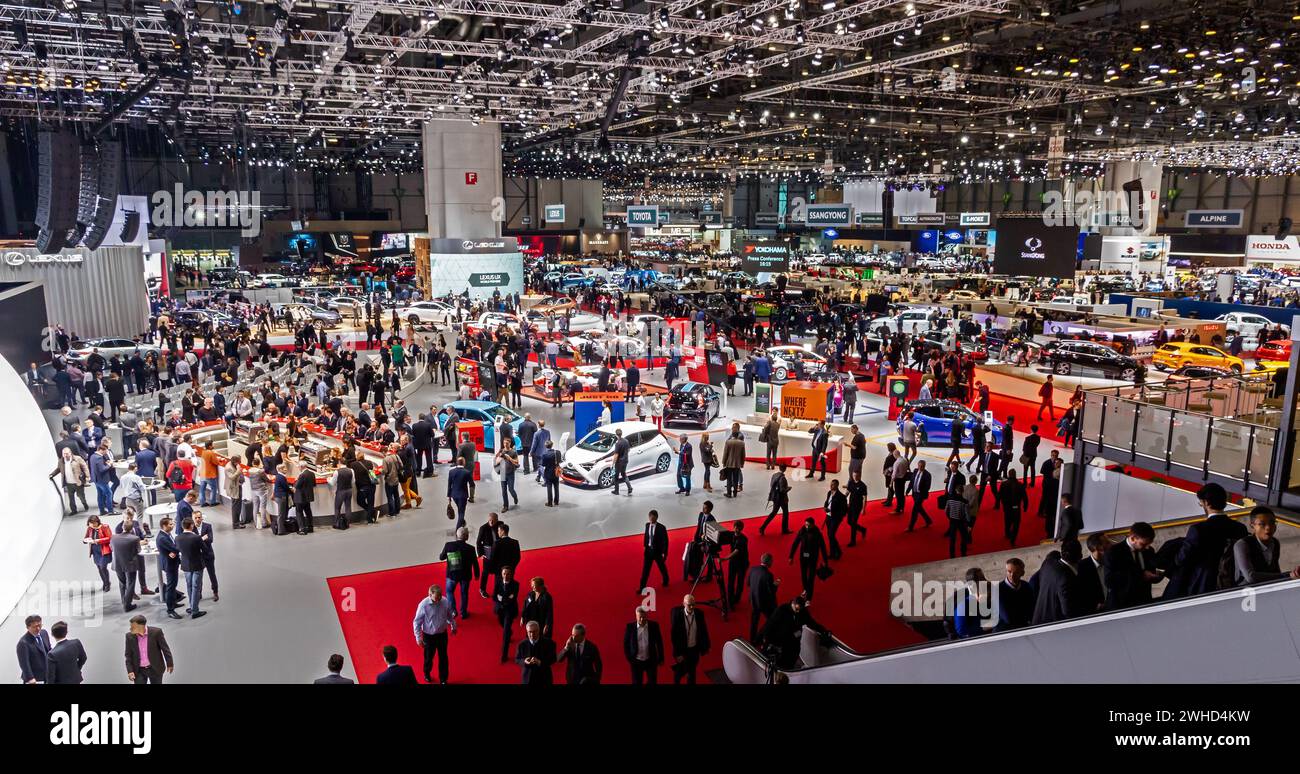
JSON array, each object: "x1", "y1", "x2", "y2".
[{"x1": 422, "y1": 120, "x2": 502, "y2": 239}]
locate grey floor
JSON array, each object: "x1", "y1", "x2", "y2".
[{"x1": 4, "y1": 356, "x2": 1072, "y2": 684}]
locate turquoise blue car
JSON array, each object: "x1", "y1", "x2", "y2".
[{"x1": 435, "y1": 400, "x2": 524, "y2": 450}]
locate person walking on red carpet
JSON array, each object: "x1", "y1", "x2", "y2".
[
  {"x1": 412, "y1": 584, "x2": 457, "y2": 684},
  {"x1": 789, "y1": 517, "x2": 829, "y2": 600},
  {"x1": 493, "y1": 565, "x2": 521, "y2": 663},
  {"x1": 670, "y1": 594, "x2": 711, "y2": 685},
  {"x1": 1037, "y1": 375, "x2": 1057, "y2": 421},
  {"x1": 639, "y1": 510, "x2": 670, "y2": 593},
  {"x1": 623, "y1": 606, "x2": 664, "y2": 685}
]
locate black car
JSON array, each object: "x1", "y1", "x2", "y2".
[
  {"x1": 662, "y1": 382, "x2": 721, "y2": 429},
  {"x1": 1040, "y1": 340, "x2": 1140, "y2": 380},
  {"x1": 1169, "y1": 365, "x2": 1234, "y2": 380}
]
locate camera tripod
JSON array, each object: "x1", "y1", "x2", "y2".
[{"x1": 688, "y1": 543, "x2": 731, "y2": 621}]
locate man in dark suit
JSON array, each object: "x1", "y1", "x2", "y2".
[
  {"x1": 1167, "y1": 483, "x2": 1248, "y2": 598},
  {"x1": 492, "y1": 522, "x2": 521, "y2": 582},
  {"x1": 124, "y1": 615, "x2": 173, "y2": 684},
  {"x1": 638, "y1": 509, "x2": 670, "y2": 593},
  {"x1": 557, "y1": 623, "x2": 602, "y2": 684},
  {"x1": 111, "y1": 529, "x2": 143, "y2": 612},
  {"x1": 476, "y1": 512, "x2": 501, "y2": 597},
  {"x1": 313, "y1": 653, "x2": 355, "y2": 684},
  {"x1": 16, "y1": 615, "x2": 52, "y2": 683},
  {"x1": 177, "y1": 518, "x2": 207, "y2": 619},
  {"x1": 669, "y1": 594, "x2": 711, "y2": 684},
  {"x1": 1104, "y1": 521, "x2": 1161, "y2": 610},
  {"x1": 515, "y1": 621, "x2": 557, "y2": 684},
  {"x1": 977, "y1": 441, "x2": 1002, "y2": 506},
  {"x1": 494, "y1": 565, "x2": 521, "y2": 663},
  {"x1": 623, "y1": 606, "x2": 664, "y2": 685},
  {"x1": 45, "y1": 621, "x2": 87, "y2": 684},
  {"x1": 905, "y1": 460, "x2": 933, "y2": 530},
  {"x1": 374, "y1": 645, "x2": 418, "y2": 685},
  {"x1": 747, "y1": 553, "x2": 779, "y2": 643},
  {"x1": 193, "y1": 513, "x2": 218, "y2": 602},
  {"x1": 1077, "y1": 533, "x2": 1109, "y2": 614},
  {"x1": 411, "y1": 414, "x2": 435, "y2": 476},
  {"x1": 1031, "y1": 539, "x2": 1084, "y2": 625},
  {"x1": 155, "y1": 517, "x2": 183, "y2": 620},
  {"x1": 447, "y1": 457, "x2": 473, "y2": 529},
  {"x1": 726, "y1": 520, "x2": 750, "y2": 607}
]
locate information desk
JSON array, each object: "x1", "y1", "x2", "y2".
[{"x1": 176, "y1": 419, "x2": 396, "y2": 527}]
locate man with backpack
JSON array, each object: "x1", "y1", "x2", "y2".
[
  {"x1": 1166, "y1": 483, "x2": 1248, "y2": 598},
  {"x1": 165, "y1": 449, "x2": 196, "y2": 503}
]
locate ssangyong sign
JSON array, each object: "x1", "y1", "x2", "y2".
[
  {"x1": 805, "y1": 204, "x2": 853, "y2": 227},
  {"x1": 1246, "y1": 235, "x2": 1300, "y2": 261}
]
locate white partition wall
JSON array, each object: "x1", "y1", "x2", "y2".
[
  {"x1": 1077, "y1": 461, "x2": 1204, "y2": 534},
  {"x1": 0, "y1": 356, "x2": 63, "y2": 624}
]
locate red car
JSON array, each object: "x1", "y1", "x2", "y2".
[
  {"x1": 395, "y1": 264, "x2": 415, "y2": 281},
  {"x1": 1254, "y1": 339, "x2": 1292, "y2": 362}
]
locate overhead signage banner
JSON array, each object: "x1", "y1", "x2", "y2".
[
  {"x1": 658, "y1": 210, "x2": 671, "y2": 225},
  {"x1": 739, "y1": 239, "x2": 792, "y2": 274},
  {"x1": 993, "y1": 216, "x2": 1079, "y2": 279},
  {"x1": 897, "y1": 213, "x2": 946, "y2": 226},
  {"x1": 856, "y1": 212, "x2": 884, "y2": 226},
  {"x1": 959, "y1": 212, "x2": 991, "y2": 226},
  {"x1": 1245, "y1": 235, "x2": 1300, "y2": 261},
  {"x1": 469, "y1": 272, "x2": 511, "y2": 287},
  {"x1": 427, "y1": 237, "x2": 520, "y2": 254},
  {"x1": 755, "y1": 212, "x2": 781, "y2": 226},
  {"x1": 626, "y1": 206, "x2": 658, "y2": 227},
  {"x1": 544, "y1": 204, "x2": 565, "y2": 223},
  {"x1": 805, "y1": 203, "x2": 854, "y2": 227},
  {"x1": 1185, "y1": 209, "x2": 1245, "y2": 229},
  {"x1": 702, "y1": 212, "x2": 724, "y2": 227}
]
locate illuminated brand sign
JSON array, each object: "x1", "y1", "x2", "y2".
[
  {"x1": 469, "y1": 272, "x2": 511, "y2": 287},
  {"x1": 3, "y1": 251, "x2": 85, "y2": 267},
  {"x1": 805, "y1": 204, "x2": 853, "y2": 227},
  {"x1": 1185, "y1": 209, "x2": 1244, "y2": 228},
  {"x1": 626, "y1": 206, "x2": 658, "y2": 226}
]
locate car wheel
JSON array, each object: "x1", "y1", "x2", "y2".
[
  {"x1": 1230, "y1": 364, "x2": 1242, "y2": 374},
  {"x1": 597, "y1": 468, "x2": 615, "y2": 488},
  {"x1": 656, "y1": 453, "x2": 672, "y2": 473},
  {"x1": 1120, "y1": 367, "x2": 1137, "y2": 381},
  {"x1": 774, "y1": 366, "x2": 788, "y2": 381},
  {"x1": 1154, "y1": 362, "x2": 1168, "y2": 371},
  {"x1": 1053, "y1": 361, "x2": 1071, "y2": 376},
  {"x1": 408, "y1": 314, "x2": 420, "y2": 325}
]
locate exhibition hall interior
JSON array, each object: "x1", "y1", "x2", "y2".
[{"x1": 6, "y1": 0, "x2": 1300, "y2": 689}]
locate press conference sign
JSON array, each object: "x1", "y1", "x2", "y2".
[
  {"x1": 1185, "y1": 209, "x2": 1244, "y2": 229},
  {"x1": 469, "y1": 272, "x2": 511, "y2": 287},
  {"x1": 740, "y1": 240, "x2": 792, "y2": 273},
  {"x1": 804, "y1": 204, "x2": 853, "y2": 227}
]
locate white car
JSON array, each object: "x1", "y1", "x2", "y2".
[
  {"x1": 526, "y1": 309, "x2": 605, "y2": 333},
  {"x1": 1216, "y1": 312, "x2": 1282, "y2": 342},
  {"x1": 323, "y1": 295, "x2": 368, "y2": 313},
  {"x1": 66, "y1": 338, "x2": 162, "y2": 365},
  {"x1": 565, "y1": 333, "x2": 657, "y2": 361},
  {"x1": 395, "y1": 300, "x2": 457, "y2": 326},
  {"x1": 1047, "y1": 296, "x2": 1086, "y2": 306},
  {"x1": 534, "y1": 363, "x2": 627, "y2": 393},
  {"x1": 944, "y1": 289, "x2": 981, "y2": 301},
  {"x1": 594, "y1": 282, "x2": 623, "y2": 295},
  {"x1": 253, "y1": 273, "x2": 294, "y2": 288},
  {"x1": 803, "y1": 254, "x2": 827, "y2": 266},
  {"x1": 871, "y1": 308, "x2": 933, "y2": 334},
  {"x1": 765, "y1": 344, "x2": 832, "y2": 382},
  {"x1": 465, "y1": 312, "x2": 522, "y2": 332},
  {"x1": 624, "y1": 313, "x2": 665, "y2": 337},
  {"x1": 560, "y1": 421, "x2": 674, "y2": 488}
]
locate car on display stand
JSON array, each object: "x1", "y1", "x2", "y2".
[
  {"x1": 942, "y1": 289, "x2": 982, "y2": 302},
  {"x1": 624, "y1": 313, "x2": 665, "y2": 337},
  {"x1": 253, "y1": 273, "x2": 297, "y2": 288},
  {"x1": 272, "y1": 302, "x2": 343, "y2": 328},
  {"x1": 594, "y1": 282, "x2": 623, "y2": 295},
  {"x1": 434, "y1": 401, "x2": 524, "y2": 451},
  {"x1": 870, "y1": 308, "x2": 934, "y2": 335},
  {"x1": 525, "y1": 308, "x2": 605, "y2": 333},
  {"x1": 1167, "y1": 364, "x2": 1237, "y2": 381},
  {"x1": 172, "y1": 309, "x2": 242, "y2": 335},
  {"x1": 533, "y1": 297, "x2": 577, "y2": 316},
  {"x1": 764, "y1": 344, "x2": 833, "y2": 382},
  {"x1": 560, "y1": 420, "x2": 675, "y2": 488},
  {"x1": 1040, "y1": 340, "x2": 1141, "y2": 380},
  {"x1": 561, "y1": 272, "x2": 591, "y2": 289},
  {"x1": 662, "y1": 381, "x2": 722, "y2": 428},
  {"x1": 1254, "y1": 339, "x2": 1292, "y2": 364},
  {"x1": 533, "y1": 364, "x2": 628, "y2": 393},
  {"x1": 464, "y1": 311, "x2": 523, "y2": 333},
  {"x1": 899, "y1": 399, "x2": 1005, "y2": 447},
  {"x1": 1151, "y1": 342, "x2": 1244, "y2": 374},
  {"x1": 564, "y1": 332, "x2": 659, "y2": 362},
  {"x1": 394, "y1": 299, "x2": 457, "y2": 326},
  {"x1": 1215, "y1": 312, "x2": 1284, "y2": 345},
  {"x1": 67, "y1": 338, "x2": 163, "y2": 365},
  {"x1": 322, "y1": 294, "x2": 369, "y2": 314}
]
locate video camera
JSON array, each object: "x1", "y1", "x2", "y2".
[{"x1": 701, "y1": 519, "x2": 734, "y2": 551}]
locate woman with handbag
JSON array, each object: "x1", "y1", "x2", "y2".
[
  {"x1": 699, "y1": 434, "x2": 717, "y2": 492},
  {"x1": 83, "y1": 514, "x2": 113, "y2": 592}
]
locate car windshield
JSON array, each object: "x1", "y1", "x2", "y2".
[
  {"x1": 483, "y1": 405, "x2": 518, "y2": 421},
  {"x1": 576, "y1": 430, "x2": 618, "y2": 453}
]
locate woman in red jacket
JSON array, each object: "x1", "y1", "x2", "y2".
[
  {"x1": 725, "y1": 356, "x2": 738, "y2": 396},
  {"x1": 84, "y1": 514, "x2": 113, "y2": 592}
]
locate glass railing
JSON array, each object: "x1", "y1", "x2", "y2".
[{"x1": 1079, "y1": 391, "x2": 1276, "y2": 488}]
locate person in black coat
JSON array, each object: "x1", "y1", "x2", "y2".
[
  {"x1": 669, "y1": 596, "x2": 711, "y2": 685},
  {"x1": 1031, "y1": 539, "x2": 1085, "y2": 625},
  {"x1": 1166, "y1": 483, "x2": 1249, "y2": 598},
  {"x1": 439, "y1": 527, "x2": 480, "y2": 618},
  {"x1": 823, "y1": 480, "x2": 848, "y2": 560},
  {"x1": 789, "y1": 517, "x2": 829, "y2": 600},
  {"x1": 374, "y1": 645, "x2": 418, "y2": 685},
  {"x1": 845, "y1": 472, "x2": 868, "y2": 546},
  {"x1": 177, "y1": 519, "x2": 207, "y2": 619},
  {"x1": 1076, "y1": 533, "x2": 1109, "y2": 614},
  {"x1": 993, "y1": 559, "x2": 1036, "y2": 632},
  {"x1": 998, "y1": 468, "x2": 1029, "y2": 546},
  {"x1": 725, "y1": 520, "x2": 749, "y2": 607},
  {"x1": 623, "y1": 607, "x2": 664, "y2": 685},
  {"x1": 515, "y1": 621, "x2": 557, "y2": 685},
  {"x1": 16, "y1": 615, "x2": 52, "y2": 683},
  {"x1": 905, "y1": 460, "x2": 933, "y2": 531},
  {"x1": 520, "y1": 577, "x2": 554, "y2": 639},
  {"x1": 1103, "y1": 522, "x2": 1161, "y2": 610},
  {"x1": 491, "y1": 523, "x2": 521, "y2": 582},
  {"x1": 493, "y1": 565, "x2": 521, "y2": 663},
  {"x1": 45, "y1": 622, "x2": 87, "y2": 684},
  {"x1": 760, "y1": 596, "x2": 829, "y2": 670},
  {"x1": 557, "y1": 623, "x2": 602, "y2": 685},
  {"x1": 747, "y1": 554, "x2": 779, "y2": 643},
  {"x1": 475, "y1": 512, "x2": 500, "y2": 596},
  {"x1": 411, "y1": 414, "x2": 435, "y2": 476},
  {"x1": 639, "y1": 510, "x2": 670, "y2": 592}
]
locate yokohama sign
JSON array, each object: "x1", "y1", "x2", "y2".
[{"x1": 1245, "y1": 235, "x2": 1300, "y2": 261}]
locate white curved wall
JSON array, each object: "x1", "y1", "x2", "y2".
[{"x1": 0, "y1": 356, "x2": 63, "y2": 623}]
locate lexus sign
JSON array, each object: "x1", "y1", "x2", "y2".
[
  {"x1": 469, "y1": 272, "x2": 511, "y2": 287},
  {"x1": 3, "y1": 251, "x2": 85, "y2": 267}
]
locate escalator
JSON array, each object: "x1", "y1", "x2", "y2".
[{"x1": 724, "y1": 578, "x2": 1300, "y2": 684}]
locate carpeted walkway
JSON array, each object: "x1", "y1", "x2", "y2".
[{"x1": 328, "y1": 482, "x2": 1050, "y2": 683}]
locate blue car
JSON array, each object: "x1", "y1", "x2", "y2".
[
  {"x1": 897, "y1": 399, "x2": 1004, "y2": 447},
  {"x1": 435, "y1": 400, "x2": 524, "y2": 450}
]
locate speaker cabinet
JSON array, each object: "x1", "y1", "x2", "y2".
[{"x1": 35, "y1": 129, "x2": 80, "y2": 253}]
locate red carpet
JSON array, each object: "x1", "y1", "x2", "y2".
[{"x1": 328, "y1": 483, "x2": 1050, "y2": 683}]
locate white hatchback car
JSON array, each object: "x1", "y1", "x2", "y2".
[
  {"x1": 395, "y1": 300, "x2": 457, "y2": 326},
  {"x1": 560, "y1": 421, "x2": 674, "y2": 488}
]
